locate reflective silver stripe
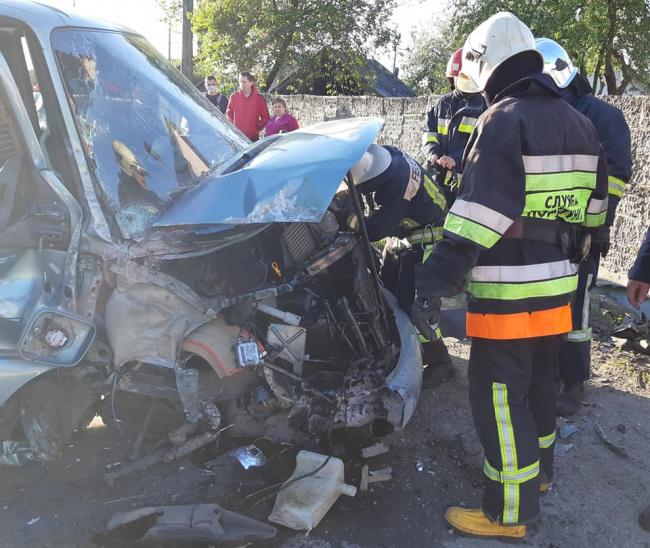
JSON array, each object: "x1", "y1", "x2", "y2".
[
  {"x1": 438, "y1": 117, "x2": 450, "y2": 127},
  {"x1": 484, "y1": 459, "x2": 540, "y2": 482},
  {"x1": 582, "y1": 273, "x2": 593, "y2": 331},
  {"x1": 449, "y1": 199, "x2": 513, "y2": 235},
  {"x1": 522, "y1": 154, "x2": 599, "y2": 174},
  {"x1": 567, "y1": 328, "x2": 592, "y2": 342},
  {"x1": 538, "y1": 432, "x2": 556, "y2": 449},
  {"x1": 587, "y1": 198, "x2": 608, "y2": 214},
  {"x1": 471, "y1": 260, "x2": 577, "y2": 283},
  {"x1": 459, "y1": 116, "x2": 478, "y2": 126}
]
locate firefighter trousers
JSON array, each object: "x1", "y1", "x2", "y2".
[
  {"x1": 468, "y1": 336, "x2": 560, "y2": 525},
  {"x1": 556, "y1": 253, "x2": 599, "y2": 384}
]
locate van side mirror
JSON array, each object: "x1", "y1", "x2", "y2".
[{"x1": 18, "y1": 308, "x2": 95, "y2": 366}]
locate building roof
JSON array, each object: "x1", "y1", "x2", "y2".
[{"x1": 363, "y1": 59, "x2": 415, "y2": 97}]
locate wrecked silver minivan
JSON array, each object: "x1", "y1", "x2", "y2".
[{"x1": 0, "y1": 1, "x2": 421, "y2": 464}]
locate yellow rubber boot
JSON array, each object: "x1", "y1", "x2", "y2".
[{"x1": 445, "y1": 507, "x2": 526, "y2": 541}]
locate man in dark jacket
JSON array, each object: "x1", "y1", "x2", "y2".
[
  {"x1": 204, "y1": 75, "x2": 228, "y2": 114},
  {"x1": 628, "y1": 228, "x2": 650, "y2": 309},
  {"x1": 414, "y1": 13, "x2": 608, "y2": 540},
  {"x1": 422, "y1": 48, "x2": 486, "y2": 204},
  {"x1": 536, "y1": 38, "x2": 633, "y2": 416},
  {"x1": 348, "y1": 144, "x2": 453, "y2": 387}
]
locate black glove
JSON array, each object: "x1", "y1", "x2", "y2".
[
  {"x1": 410, "y1": 295, "x2": 441, "y2": 342},
  {"x1": 592, "y1": 225, "x2": 610, "y2": 258}
]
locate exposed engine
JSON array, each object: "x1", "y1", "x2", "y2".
[{"x1": 109, "y1": 199, "x2": 403, "y2": 446}]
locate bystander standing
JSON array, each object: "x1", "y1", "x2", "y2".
[
  {"x1": 226, "y1": 71, "x2": 269, "y2": 141},
  {"x1": 263, "y1": 98, "x2": 299, "y2": 136},
  {"x1": 204, "y1": 75, "x2": 228, "y2": 114}
]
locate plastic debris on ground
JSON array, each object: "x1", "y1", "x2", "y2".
[
  {"x1": 559, "y1": 423, "x2": 580, "y2": 439},
  {"x1": 232, "y1": 444, "x2": 267, "y2": 470},
  {"x1": 94, "y1": 503, "x2": 276, "y2": 545},
  {"x1": 268, "y1": 450, "x2": 356, "y2": 531},
  {"x1": 26, "y1": 517, "x2": 40, "y2": 526}
]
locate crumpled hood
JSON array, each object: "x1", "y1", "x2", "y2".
[{"x1": 153, "y1": 117, "x2": 383, "y2": 227}]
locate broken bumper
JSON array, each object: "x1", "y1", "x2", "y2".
[{"x1": 382, "y1": 288, "x2": 422, "y2": 430}]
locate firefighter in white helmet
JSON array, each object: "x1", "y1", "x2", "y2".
[
  {"x1": 413, "y1": 12, "x2": 608, "y2": 539},
  {"x1": 536, "y1": 37, "x2": 633, "y2": 416},
  {"x1": 348, "y1": 144, "x2": 453, "y2": 388}
]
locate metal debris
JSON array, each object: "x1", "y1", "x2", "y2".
[
  {"x1": 594, "y1": 421, "x2": 629, "y2": 459},
  {"x1": 415, "y1": 461, "x2": 424, "y2": 472},
  {"x1": 361, "y1": 442, "x2": 389, "y2": 459},
  {"x1": 0, "y1": 441, "x2": 36, "y2": 466},
  {"x1": 26, "y1": 517, "x2": 40, "y2": 526},
  {"x1": 232, "y1": 445, "x2": 267, "y2": 470}
]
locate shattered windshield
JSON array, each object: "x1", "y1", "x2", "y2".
[{"x1": 51, "y1": 29, "x2": 247, "y2": 237}]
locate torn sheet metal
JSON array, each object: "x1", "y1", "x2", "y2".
[
  {"x1": 105, "y1": 282, "x2": 208, "y2": 369},
  {"x1": 99, "y1": 503, "x2": 277, "y2": 545}
]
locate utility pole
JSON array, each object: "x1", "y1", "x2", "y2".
[
  {"x1": 392, "y1": 32, "x2": 401, "y2": 76},
  {"x1": 181, "y1": 0, "x2": 193, "y2": 78}
]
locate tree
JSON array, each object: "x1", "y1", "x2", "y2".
[
  {"x1": 449, "y1": 0, "x2": 650, "y2": 95},
  {"x1": 191, "y1": 0, "x2": 397, "y2": 94},
  {"x1": 155, "y1": 0, "x2": 183, "y2": 60},
  {"x1": 401, "y1": 25, "x2": 456, "y2": 94}
]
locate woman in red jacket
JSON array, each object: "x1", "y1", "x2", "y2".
[{"x1": 226, "y1": 71, "x2": 270, "y2": 141}]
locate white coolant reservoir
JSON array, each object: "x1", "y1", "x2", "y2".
[{"x1": 268, "y1": 450, "x2": 357, "y2": 531}]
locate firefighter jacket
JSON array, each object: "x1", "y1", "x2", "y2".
[
  {"x1": 415, "y1": 74, "x2": 609, "y2": 340},
  {"x1": 356, "y1": 146, "x2": 447, "y2": 243},
  {"x1": 422, "y1": 90, "x2": 486, "y2": 202},
  {"x1": 561, "y1": 74, "x2": 632, "y2": 225}
]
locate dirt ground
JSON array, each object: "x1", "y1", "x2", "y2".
[{"x1": 2, "y1": 294, "x2": 650, "y2": 548}]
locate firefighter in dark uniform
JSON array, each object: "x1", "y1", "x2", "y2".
[
  {"x1": 536, "y1": 38, "x2": 633, "y2": 416},
  {"x1": 422, "y1": 48, "x2": 486, "y2": 204},
  {"x1": 413, "y1": 13, "x2": 609, "y2": 540},
  {"x1": 347, "y1": 144, "x2": 453, "y2": 388}
]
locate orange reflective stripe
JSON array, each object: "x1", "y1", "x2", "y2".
[{"x1": 466, "y1": 304, "x2": 572, "y2": 340}]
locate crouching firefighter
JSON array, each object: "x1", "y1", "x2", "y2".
[
  {"x1": 422, "y1": 48, "x2": 486, "y2": 204},
  {"x1": 412, "y1": 12, "x2": 609, "y2": 540},
  {"x1": 347, "y1": 144, "x2": 454, "y2": 389},
  {"x1": 536, "y1": 37, "x2": 633, "y2": 416}
]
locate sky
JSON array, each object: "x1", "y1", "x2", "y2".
[{"x1": 36, "y1": 0, "x2": 447, "y2": 69}]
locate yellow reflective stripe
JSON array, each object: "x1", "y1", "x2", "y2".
[
  {"x1": 525, "y1": 171, "x2": 597, "y2": 192},
  {"x1": 422, "y1": 131, "x2": 439, "y2": 145},
  {"x1": 493, "y1": 383, "x2": 518, "y2": 523},
  {"x1": 468, "y1": 274, "x2": 578, "y2": 300},
  {"x1": 584, "y1": 211, "x2": 606, "y2": 227},
  {"x1": 538, "y1": 431, "x2": 556, "y2": 449},
  {"x1": 608, "y1": 176, "x2": 626, "y2": 198},
  {"x1": 444, "y1": 213, "x2": 501, "y2": 248},
  {"x1": 423, "y1": 175, "x2": 447, "y2": 211},
  {"x1": 399, "y1": 217, "x2": 421, "y2": 230},
  {"x1": 458, "y1": 123, "x2": 474, "y2": 133},
  {"x1": 484, "y1": 459, "x2": 540, "y2": 483},
  {"x1": 523, "y1": 188, "x2": 593, "y2": 223}
]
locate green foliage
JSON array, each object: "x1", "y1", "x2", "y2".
[
  {"x1": 401, "y1": 23, "x2": 456, "y2": 95},
  {"x1": 192, "y1": 0, "x2": 397, "y2": 95},
  {"x1": 449, "y1": 0, "x2": 650, "y2": 94}
]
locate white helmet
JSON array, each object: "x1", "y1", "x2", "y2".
[
  {"x1": 535, "y1": 37, "x2": 578, "y2": 88},
  {"x1": 461, "y1": 12, "x2": 542, "y2": 92},
  {"x1": 349, "y1": 144, "x2": 392, "y2": 184}
]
